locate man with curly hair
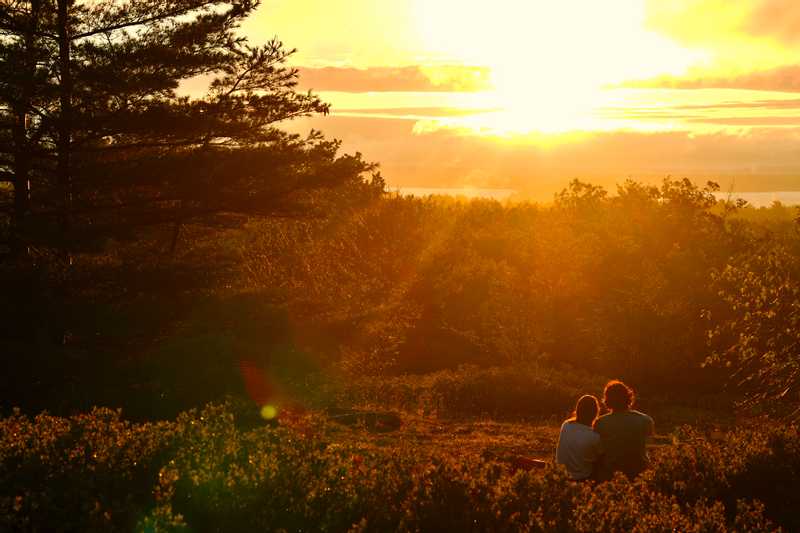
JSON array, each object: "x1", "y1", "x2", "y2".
[{"x1": 593, "y1": 380, "x2": 654, "y2": 481}]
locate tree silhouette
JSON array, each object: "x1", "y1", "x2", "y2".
[{"x1": 0, "y1": 0, "x2": 378, "y2": 255}]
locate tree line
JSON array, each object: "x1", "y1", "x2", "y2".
[{"x1": 238, "y1": 180, "x2": 800, "y2": 414}]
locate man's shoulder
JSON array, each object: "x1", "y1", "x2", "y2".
[
  {"x1": 596, "y1": 411, "x2": 652, "y2": 426},
  {"x1": 629, "y1": 410, "x2": 654, "y2": 430}
]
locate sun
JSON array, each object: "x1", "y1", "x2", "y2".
[{"x1": 413, "y1": 0, "x2": 703, "y2": 135}]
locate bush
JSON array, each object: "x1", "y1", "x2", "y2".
[
  {"x1": 341, "y1": 364, "x2": 604, "y2": 420},
  {"x1": 0, "y1": 407, "x2": 176, "y2": 532},
  {"x1": 0, "y1": 403, "x2": 791, "y2": 532}
]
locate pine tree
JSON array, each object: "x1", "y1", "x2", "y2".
[{"x1": 0, "y1": 0, "x2": 378, "y2": 255}]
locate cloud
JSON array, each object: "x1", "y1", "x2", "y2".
[
  {"x1": 746, "y1": 0, "x2": 800, "y2": 44},
  {"x1": 645, "y1": 0, "x2": 800, "y2": 47},
  {"x1": 676, "y1": 98, "x2": 800, "y2": 110},
  {"x1": 296, "y1": 66, "x2": 492, "y2": 93},
  {"x1": 284, "y1": 114, "x2": 800, "y2": 198},
  {"x1": 643, "y1": 1, "x2": 800, "y2": 88},
  {"x1": 645, "y1": 0, "x2": 747, "y2": 47},
  {"x1": 688, "y1": 116, "x2": 800, "y2": 126},
  {"x1": 332, "y1": 107, "x2": 499, "y2": 119},
  {"x1": 622, "y1": 64, "x2": 800, "y2": 93},
  {"x1": 178, "y1": 65, "x2": 493, "y2": 98}
]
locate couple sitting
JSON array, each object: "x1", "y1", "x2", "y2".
[{"x1": 556, "y1": 380, "x2": 654, "y2": 482}]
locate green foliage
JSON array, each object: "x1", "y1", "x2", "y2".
[
  {"x1": 0, "y1": 0, "x2": 381, "y2": 253},
  {"x1": 7, "y1": 177, "x2": 795, "y2": 420},
  {"x1": 706, "y1": 246, "x2": 800, "y2": 412},
  {"x1": 0, "y1": 403, "x2": 794, "y2": 532},
  {"x1": 238, "y1": 178, "x2": 745, "y2": 391},
  {"x1": 0, "y1": 407, "x2": 176, "y2": 532},
  {"x1": 644, "y1": 424, "x2": 800, "y2": 531}
]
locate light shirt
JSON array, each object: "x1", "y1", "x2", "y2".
[{"x1": 555, "y1": 420, "x2": 602, "y2": 480}]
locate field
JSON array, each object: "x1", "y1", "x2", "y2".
[{"x1": 1, "y1": 399, "x2": 796, "y2": 532}]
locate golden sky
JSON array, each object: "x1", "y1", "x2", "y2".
[{"x1": 240, "y1": 0, "x2": 800, "y2": 196}]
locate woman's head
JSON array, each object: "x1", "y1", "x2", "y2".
[
  {"x1": 573, "y1": 394, "x2": 600, "y2": 426},
  {"x1": 603, "y1": 380, "x2": 635, "y2": 411}
]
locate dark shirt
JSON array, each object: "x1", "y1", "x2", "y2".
[{"x1": 593, "y1": 409, "x2": 654, "y2": 481}]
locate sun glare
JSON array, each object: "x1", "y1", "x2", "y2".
[
  {"x1": 413, "y1": 0, "x2": 703, "y2": 135},
  {"x1": 260, "y1": 404, "x2": 279, "y2": 420}
]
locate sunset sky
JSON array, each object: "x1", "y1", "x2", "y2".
[{"x1": 241, "y1": 0, "x2": 800, "y2": 198}]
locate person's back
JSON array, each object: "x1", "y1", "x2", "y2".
[
  {"x1": 556, "y1": 420, "x2": 602, "y2": 480},
  {"x1": 555, "y1": 395, "x2": 602, "y2": 480},
  {"x1": 593, "y1": 410, "x2": 652, "y2": 480},
  {"x1": 593, "y1": 381, "x2": 654, "y2": 481}
]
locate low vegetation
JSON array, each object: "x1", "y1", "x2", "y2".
[{"x1": 0, "y1": 403, "x2": 795, "y2": 532}]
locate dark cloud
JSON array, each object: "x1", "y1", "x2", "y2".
[
  {"x1": 621, "y1": 64, "x2": 800, "y2": 93},
  {"x1": 295, "y1": 66, "x2": 492, "y2": 93}
]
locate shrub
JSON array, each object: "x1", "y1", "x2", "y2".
[
  {"x1": 0, "y1": 408, "x2": 175, "y2": 532},
  {"x1": 342, "y1": 364, "x2": 603, "y2": 420},
  {"x1": 0, "y1": 403, "x2": 790, "y2": 532}
]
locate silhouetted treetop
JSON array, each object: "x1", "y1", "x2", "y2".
[{"x1": 0, "y1": 0, "x2": 378, "y2": 254}]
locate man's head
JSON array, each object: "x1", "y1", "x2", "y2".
[{"x1": 603, "y1": 380, "x2": 634, "y2": 411}]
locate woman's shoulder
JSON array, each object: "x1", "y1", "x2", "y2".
[
  {"x1": 560, "y1": 419, "x2": 590, "y2": 434},
  {"x1": 561, "y1": 420, "x2": 598, "y2": 436}
]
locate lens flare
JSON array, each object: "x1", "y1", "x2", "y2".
[{"x1": 260, "y1": 404, "x2": 279, "y2": 420}]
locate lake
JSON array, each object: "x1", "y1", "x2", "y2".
[
  {"x1": 396, "y1": 187, "x2": 518, "y2": 200},
  {"x1": 397, "y1": 187, "x2": 800, "y2": 207},
  {"x1": 712, "y1": 191, "x2": 800, "y2": 208}
]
